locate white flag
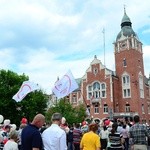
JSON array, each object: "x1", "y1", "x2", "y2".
[
  {"x1": 52, "y1": 70, "x2": 79, "y2": 99},
  {"x1": 12, "y1": 81, "x2": 40, "y2": 102}
]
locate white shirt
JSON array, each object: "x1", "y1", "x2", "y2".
[
  {"x1": 100, "y1": 129, "x2": 109, "y2": 139},
  {"x1": 42, "y1": 124, "x2": 67, "y2": 150},
  {"x1": 3, "y1": 140, "x2": 18, "y2": 150},
  {"x1": 117, "y1": 126, "x2": 123, "y2": 133}
]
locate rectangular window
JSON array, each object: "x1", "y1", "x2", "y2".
[
  {"x1": 101, "y1": 83, "x2": 106, "y2": 98},
  {"x1": 142, "y1": 104, "x2": 145, "y2": 114},
  {"x1": 123, "y1": 89, "x2": 131, "y2": 98},
  {"x1": 127, "y1": 89, "x2": 130, "y2": 97},
  {"x1": 123, "y1": 59, "x2": 127, "y2": 67},
  {"x1": 103, "y1": 105, "x2": 108, "y2": 113},
  {"x1": 126, "y1": 76, "x2": 129, "y2": 83},
  {"x1": 94, "y1": 105, "x2": 99, "y2": 114},
  {"x1": 72, "y1": 96, "x2": 77, "y2": 103},
  {"x1": 88, "y1": 92, "x2": 92, "y2": 99},
  {"x1": 125, "y1": 105, "x2": 130, "y2": 112},
  {"x1": 123, "y1": 77, "x2": 126, "y2": 84},
  {"x1": 102, "y1": 91, "x2": 106, "y2": 97},
  {"x1": 122, "y1": 75, "x2": 131, "y2": 98},
  {"x1": 124, "y1": 89, "x2": 126, "y2": 97}
]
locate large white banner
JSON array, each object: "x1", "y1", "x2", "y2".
[
  {"x1": 52, "y1": 70, "x2": 79, "y2": 99},
  {"x1": 12, "y1": 81, "x2": 40, "y2": 102}
]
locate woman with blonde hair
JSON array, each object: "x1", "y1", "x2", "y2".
[{"x1": 80, "y1": 123, "x2": 101, "y2": 150}]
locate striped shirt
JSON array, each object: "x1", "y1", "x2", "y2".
[
  {"x1": 108, "y1": 132, "x2": 123, "y2": 149},
  {"x1": 73, "y1": 128, "x2": 82, "y2": 144}
]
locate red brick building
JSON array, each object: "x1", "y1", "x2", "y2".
[{"x1": 51, "y1": 11, "x2": 150, "y2": 123}]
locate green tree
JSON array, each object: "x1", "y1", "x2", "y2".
[
  {"x1": 45, "y1": 98, "x2": 87, "y2": 125},
  {"x1": 0, "y1": 69, "x2": 48, "y2": 126}
]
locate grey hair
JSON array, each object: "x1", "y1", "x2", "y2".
[
  {"x1": 51, "y1": 113, "x2": 62, "y2": 121},
  {"x1": 10, "y1": 130, "x2": 18, "y2": 140}
]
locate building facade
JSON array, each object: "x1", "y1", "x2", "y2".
[{"x1": 51, "y1": 11, "x2": 150, "y2": 123}]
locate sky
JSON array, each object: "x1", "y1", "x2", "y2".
[{"x1": 0, "y1": 0, "x2": 150, "y2": 94}]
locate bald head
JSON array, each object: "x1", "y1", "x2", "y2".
[{"x1": 32, "y1": 114, "x2": 45, "y2": 128}]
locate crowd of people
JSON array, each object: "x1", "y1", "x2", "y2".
[{"x1": 0, "y1": 113, "x2": 150, "y2": 150}]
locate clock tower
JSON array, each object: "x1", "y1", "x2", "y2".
[{"x1": 114, "y1": 9, "x2": 147, "y2": 118}]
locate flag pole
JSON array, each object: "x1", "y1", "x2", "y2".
[{"x1": 102, "y1": 28, "x2": 106, "y2": 67}]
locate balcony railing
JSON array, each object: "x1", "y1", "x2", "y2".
[
  {"x1": 91, "y1": 98, "x2": 101, "y2": 104},
  {"x1": 113, "y1": 112, "x2": 138, "y2": 117}
]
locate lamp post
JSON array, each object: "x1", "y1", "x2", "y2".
[{"x1": 109, "y1": 108, "x2": 113, "y2": 120}]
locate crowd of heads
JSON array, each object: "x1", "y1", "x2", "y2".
[{"x1": 0, "y1": 112, "x2": 149, "y2": 149}]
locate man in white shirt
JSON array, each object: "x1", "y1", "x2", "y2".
[{"x1": 42, "y1": 113, "x2": 67, "y2": 150}]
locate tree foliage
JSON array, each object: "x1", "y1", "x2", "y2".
[
  {"x1": 0, "y1": 69, "x2": 48, "y2": 126},
  {"x1": 45, "y1": 98, "x2": 87, "y2": 125}
]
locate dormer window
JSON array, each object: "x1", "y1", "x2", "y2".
[{"x1": 93, "y1": 68, "x2": 98, "y2": 75}]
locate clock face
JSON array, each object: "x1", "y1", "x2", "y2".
[{"x1": 120, "y1": 41, "x2": 127, "y2": 49}]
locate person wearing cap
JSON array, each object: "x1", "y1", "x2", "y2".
[
  {"x1": 42, "y1": 112, "x2": 67, "y2": 150},
  {"x1": 21, "y1": 114, "x2": 45, "y2": 150},
  {"x1": 129, "y1": 115, "x2": 150, "y2": 150},
  {"x1": 80, "y1": 123, "x2": 101, "y2": 150}
]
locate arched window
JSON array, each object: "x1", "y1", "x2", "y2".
[
  {"x1": 87, "y1": 82, "x2": 106, "y2": 100},
  {"x1": 101, "y1": 83, "x2": 106, "y2": 98}
]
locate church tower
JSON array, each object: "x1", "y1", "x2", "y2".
[{"x1": 114, "y1": 9, "x2": 147, "y2": 120}]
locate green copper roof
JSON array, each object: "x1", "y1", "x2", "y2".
[
  {"x1": 121, "y1": 12, "x2": 131, "y2": 24},
  {"x1": 116, "y1": 11, "x2": 138, "y2": 41}
]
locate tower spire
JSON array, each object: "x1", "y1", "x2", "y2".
[{"x1": 124, "y1": 4, "x2": 126, "y2": 14}]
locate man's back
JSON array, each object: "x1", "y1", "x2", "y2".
[
  {"x1": 42, "y1": 124, "x2": 67, "y2": 150},
  {"x1": 129, "y1": 123, "x2": 148, "y2": 145},
  {"x1": 21, "y1": 124, "x2": 43, "y2": 150}
]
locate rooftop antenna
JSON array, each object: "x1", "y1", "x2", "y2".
[
  {"x1": 102, "y1": 28, "x2": 106, "y2": 67},
  {"x1": 124, "y1": 4, "x2": 126, "y2": 14}
]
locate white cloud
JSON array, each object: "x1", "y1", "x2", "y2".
[
  {"x1": 143, "y1": 46, "x2": 150, "y2": 77},
  {"x1": 0, "y1": 48, "x2": 15, "y2": 69},
  {"x1": 142, "y1": 29, "x2": 150, "y2": 34},
  {"x1": 0, "y1": 0, "x2": 149, "y2": 94}
]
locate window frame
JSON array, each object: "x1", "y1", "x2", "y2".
[{"x1": 122, "y1": 73, "x2": 131, "y2": 98}]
